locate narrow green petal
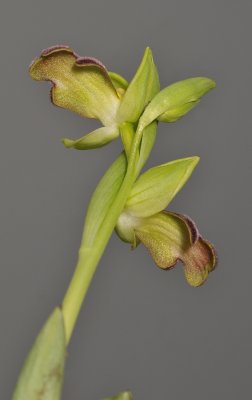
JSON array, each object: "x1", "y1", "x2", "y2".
[
  {"x1": 135, "y1": 212, "x2": 217, "y2": 287},
  {"x1": 29, "y1": 46, "x2": 120, "y2": 126},
  {"x1": 62, "y1": 126, "x2": 119, "y2": 150},
  {"x1": 117, "y1": 47, "x2": 160, "y2": 123},
  {"x1": 125, "y1": 156, "x2": 199, "y2": 218},
  {"x1": 139, "y1": 77, "x2": 216, "y2": 131},
  {"x1": 108, "y1": 71, "x2": 129, "y2": 90},
  {"x1": 12, "y1": 308, "x2": 66, "y2": 400}
]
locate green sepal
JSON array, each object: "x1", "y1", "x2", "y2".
[
  {"x1": 109, "y1": 71, "x2": 129, "y2": 90},
  {"x1": 83, "y1": 153, "x2": 127, "y2": 247},
  {"x1": 62, "y1": 126, "x2": 119, "y2": 150},
  {"x1": 117, "y1": 47, "x2": 160, "y2": 123},
  {"x1": 12, "y1": 308, "x2": 66, "y2": 400},
  {"x1": 138, "y1": 77, "x2": 216, "y2": 131},
  {"x1": 104, "y1": 391, "x2": 133, "y2": 400},
  {"x1": 125, "y1": 156, "x2": 199, "y2": 218}
]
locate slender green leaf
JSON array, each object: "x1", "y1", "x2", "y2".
[
  {"x1": 12, "y1": 308, "x2": 66, "y2": 400},
  {"x1": 109, "y1": 71, "x2": 129, "y2": 90}
]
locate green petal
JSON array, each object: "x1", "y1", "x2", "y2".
[
  {"x1": 117, "y1": 47, "x2": 160, "y2": 123},
  {"x1": 29, "y1": 46, "x2": 120, "y2": 126},
  {"x1": 135, "y1": 212, "x2": 217, "y2": 287},
  {"x1": 62, "y1": 125, "x2": 119, "y2": 150},
  {"x1": 125, "y1": 156, "x2": 199, "y2": 218},
  {"x1": 108, "y1": 71, "x2": 129, "y2": 90},
  {"x1": 138, "y1": 77, "x2": 216, "y2": 131},
  {"x1": 12, "y1": 308, "x2": 66, "y2": 400}
]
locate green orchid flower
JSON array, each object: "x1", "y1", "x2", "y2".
[
  {"x1": 117, "y1": 210, "x2": 216, "y2": 287},
  {"x1": 29, "y1": 45, "x2": 159, "y2": 150},
  {"x1": 29, "y1": 45, "x2": 121, "y2": 149},
  {"x1": 115, "y1": 156, "x2": 217, "y2": 287}
]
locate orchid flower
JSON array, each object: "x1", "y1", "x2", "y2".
[
  {"x1": 29, "y1": 45, "x2": 159, "y2": 149},
  {"x1": 116, "y1": 157, "x2": 217, "y2": 287}
]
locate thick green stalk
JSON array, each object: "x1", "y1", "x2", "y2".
[{"x1": 62, "y1": 123, "x2": 143, "y2": 344}]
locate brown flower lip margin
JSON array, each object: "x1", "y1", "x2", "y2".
[
  {"x1": 169, "y1": 212, "x2": 218, "y2": 282},
  {"x1": 29, "y1": 45, "x2": 108, "y2": 71},
  {"x1": 173, "y1": 212, "x2": 200, "y2": 244},
  {"x1": 33, "y1": 46, "x2": 112, "y2": 108}
]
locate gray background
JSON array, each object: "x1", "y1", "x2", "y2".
[{"x1": 0, "y1": 0, "x2": 251, "y2": 399}]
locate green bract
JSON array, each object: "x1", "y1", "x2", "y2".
[
  {"x1": 15, "y1": 45, "x2": 218, "y2": 400},
  {"x1": 83, "y1": 152, "x2": 127, "y2": 248}
]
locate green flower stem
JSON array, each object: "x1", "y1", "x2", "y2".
[{"x1": 62, "y1": 123, "x2": 143, "y2": 344}]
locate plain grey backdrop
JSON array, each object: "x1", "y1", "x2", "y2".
[{"x1": 0, "y1": 0, "x2": 251, "y2": 399}]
